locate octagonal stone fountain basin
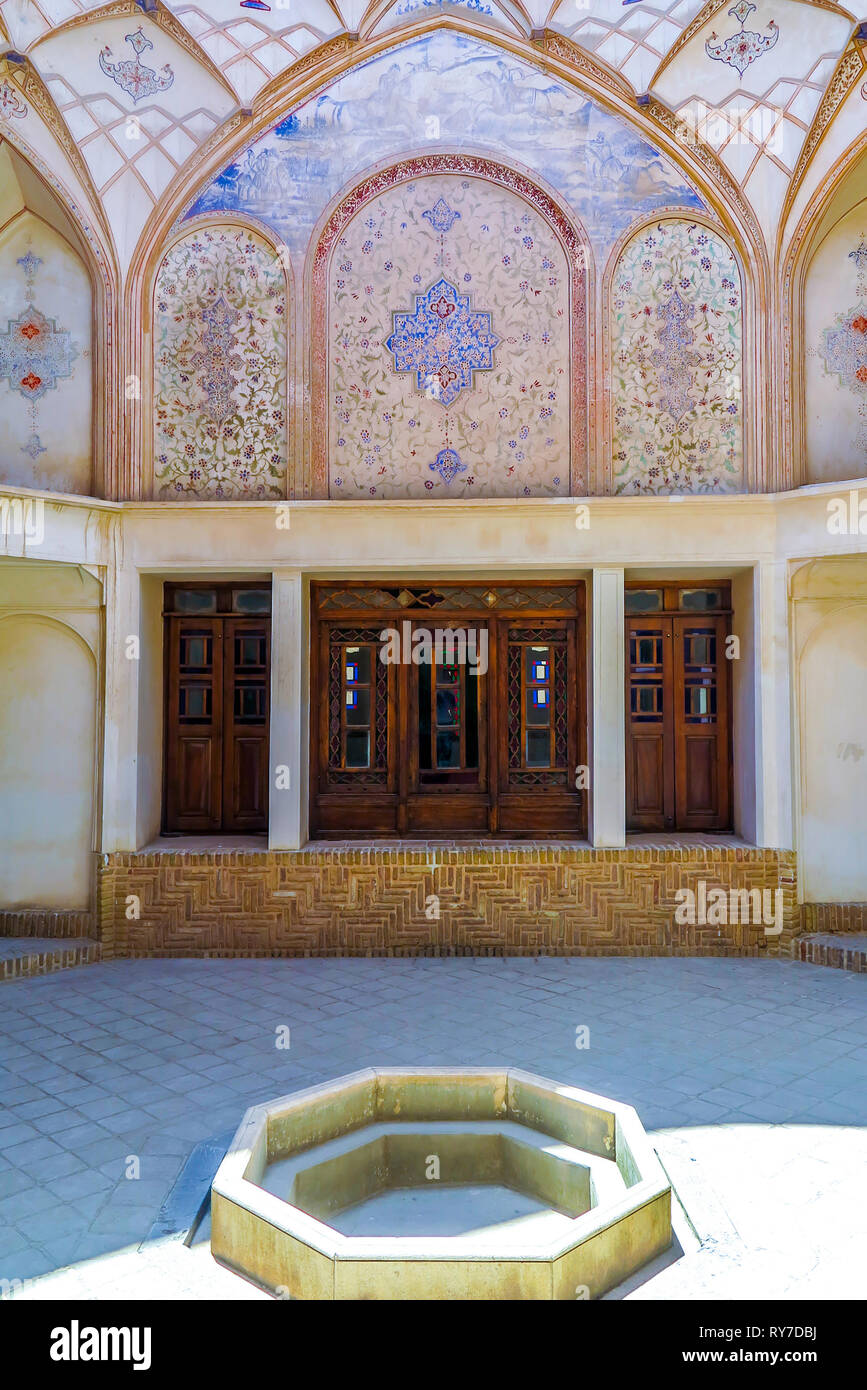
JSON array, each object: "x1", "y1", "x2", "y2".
[{"x1": 210, "y1": 1068, "x2": 672, "y2": 1300}]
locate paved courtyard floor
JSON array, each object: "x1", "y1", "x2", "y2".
[{"x1": 1, "y1": 956, "x2": 866, "y2": 1300}]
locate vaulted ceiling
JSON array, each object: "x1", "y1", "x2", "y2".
[{"x1": 0, "y1": 0, "x2": 863, "y2": 276}]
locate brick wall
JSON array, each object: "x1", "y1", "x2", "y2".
[
  {"x1": 97, "y1": 846, "x2": 799, "y2": 959},
  {"x1": 801, "y1": 903, "x2": 867, "y2": 934},
  {"x1": 0, "y1": 909, "x2": 94, "y2": 939}
]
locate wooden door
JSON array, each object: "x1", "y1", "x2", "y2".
[
  {"x1": 673, "y1": 615, "x2": 730, "y2": 831},
  {"x1": 309, "y1": 583, "x2": 586, "y2": 840},
  {"x1": 164, "y1": 613, "x2": 270, "y2": 833},
  {"x1": 165, "y1": 618, "x2": 224, "y2": 832},
  {"x1": 626, "y1": 616, "x2": 674, "y2": 831},
  {"x1": 407, "y1": 622, "x2": 489, "y2": 834},
  {"x1": 222, "y1": 618, "x2": 270, "y2": 831},
  {"x1": 626, "y1": 611, "x2": 730, "y2": 832}
]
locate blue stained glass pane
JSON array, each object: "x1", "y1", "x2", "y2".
[
  {"x1": 345, "y1": 663, "x2": 359, "y2": 683},
  {"x1": 532, "y1": 688, "x2": 549, "y2": 707},
  {"x1": 532, "y1": 662, "x2": 549, "y2": 682},
  {"x1": 345, "y1": 689, "x2": 358, "y2": 708}
]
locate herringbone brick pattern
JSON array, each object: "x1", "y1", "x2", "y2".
[{"x1": 98, "y1": 847, "x2": 799, "y2": 958}]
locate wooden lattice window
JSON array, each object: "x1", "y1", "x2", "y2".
[
  {"x1": 326, "y1": 628, "x2": 388, "y2": 785},
  {"x1": 507, "y1": 628, "x2": 569, "y2": 788}
]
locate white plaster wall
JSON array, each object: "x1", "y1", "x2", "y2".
[
  {"x1": 798, "y1": 560, "x2": 867, "y2": 902},
  {"x1": 136, "y1": 575, "x2": 164, "y2": 847},
  {"x1": 0, "y1": 613, "x2": 97, "y2": 908}
]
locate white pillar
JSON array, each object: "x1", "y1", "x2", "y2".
[
  {"x1": 269, "y1": 569, "x2": 309, "y2": 850},
  {"x1": 754, "y1": 559, "x2": 793, "y2": 849},
  {"x1": 590, "y1": 566, "x2": 626, "y2": 848},
  {"x1": 101, "y1": 546, "x2": 140, "y2": 851}
]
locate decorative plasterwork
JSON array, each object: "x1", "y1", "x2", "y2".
[
  {"x1": 646, "y1": 97, "x2": 760, "y2": 251},
  {"x1": 538, "y1": 28, "x2": 638, "y2": 101},
  {"x1": 0, "y1": 76, "x2": 27, "y2": 117},
  {"x1": 26, "y1": 6, "x2": 237, "y2": 271},
  {"x1": 385, "y1": 276, "x2": 501, "y2": 410},
  {"x1": 705, "y1": 3, "x2": 779, "y2": 77},
  {"x1": 126, "y1": 21, "x2": 777, "y2": 502},
  {"x1": 651, "y1": 0, "x2": 851, "y2": 87},
  {"x1": 781, "y1": 43, "x2": 863, "y2": 235},
  {"x1": 30, "y1": 1, "x2": 235, "y2": 94},
  {"x1": 782, "y1": 114, "x2": 867, "y2": 491},
  {"x1": 99, "y1": 25, "x2": 176, "y2": 103},
  {"x1": 547, "y1": 0, "x2": 708, "y2": 96},
  {"x1": 163, "y1": 0, "x2": 346, "y2": 105},
  {"x1": 0, "y1": 56, "x2": 113, "y2": 250},
  {"x1": 650, "y1": 1, "x2": 856, "y2": 246},
  {"x1": 310, "y1": 151, "x2": 589, "y2": 498},
  {"x1": 0, "y1": 2, "x2": 101, "y2": 53},
  {"x1": 365, "y1": 0, "x2": 529, "y2": 40}
]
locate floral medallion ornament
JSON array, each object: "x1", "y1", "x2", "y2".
[
  {"x1": 422, "y1": 198, "x2": 461, "y2": 234},
  {"x1": 429, "y1": 447, "x2": 467, "y2": 483},
  {"x1": 191, "y1": 296, "x2": 242, "y2": 424},
  {"x1": 652, "y1": 291, "x2": 699, "y2": 423},
  {"x1": 819, "y1": 308, "x2": 867, "y2": 391},
  {"x1": 99, "y1": 27, "x2": 175, "y2": 104},
  {"x1": 705, "y1": 2, "x2": 779, "y2": 76},
  {"x1": 0, "y1": 251, "x2": 77, "y2": 461},
  {"x1": 0, "y1": 80, "x2": 27, "y2": 120},
  {"x1": 0, "y1": 307, "x2": 77, "y2": 400},
  {"x1": 385, "y1": 277, "x2": 499, "y2": 408}
]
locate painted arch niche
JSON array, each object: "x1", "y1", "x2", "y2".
[
  {"x1": 805, "y1": 197, "x2": 867, "y2": 485},
  {"x1": 153, "y1": 223, "x2": 288, "y2": 499},
  {"x1": 610, "y1": 220, "x2": 745, "y2": 495},
  {"x1": 0, "y1": 144, "x2": 92, "y2": 495},
  {"x1": 317, "y1": 164, "x2": 586, "y2": 499}
]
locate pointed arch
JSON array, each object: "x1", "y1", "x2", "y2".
[
  {"x1": 0, "y1": 132, "x2": 116, "y2": 497},
  {"x1": 305, "y1": 149, "x2": 590, "y2": 497}
]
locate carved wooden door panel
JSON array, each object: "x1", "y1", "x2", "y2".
[
  {"x1": 165, "y1": 618, "x2": 224, "y2": 832},
  {"x1": 626, "y1": 616, "x2": 674, "y2": 831},
  {"x1": 626, "y1": 610, "x2": 730, "y2": 832},
  {"x1": 222, "y1": 618, "x2": 270, "y2": 831},
  {"x1": 164, "y1": 610, "x2": 270, "y2": 833},
  {"x1": 673, "y1": 615, "x2": 730, "y2": 831},
  {"x1": 406, "y1": 621, "x2": 489, "y2": 835}
]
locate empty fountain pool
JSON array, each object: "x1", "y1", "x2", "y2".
[{"x1": 210, "y1": 1067, "x2": 672, "y2": 1299}]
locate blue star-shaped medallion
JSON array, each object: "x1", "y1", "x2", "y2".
[{"x1": 385, "y1": 277, "x2": 499, "y2": 408}]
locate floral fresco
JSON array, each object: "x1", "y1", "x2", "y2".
[
  {"x1": 326, "y1": 173, "x2": 573, "y2": 498},
  {"x1": 611, "y1": 219, "x2": 744, "y2": 494},
  {"x1": 153, "y1": 225, "x2": 287, "y2": 499}
]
